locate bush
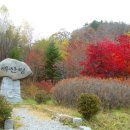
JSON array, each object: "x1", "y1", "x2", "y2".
[
  {"x1": 35, "y1": 93, "x2": 50, "y2": 104},
  {"x1": 0, "y1": 96, "x2": 12, "y2": 127},
  {"x1": 21, "y1": 81, "x2": 53, "y2": 100},
  {"x1": 52, "y1": 77, "x2": 130, "y2": 109},
  {"x1": 36, "y1": 80, "x2": 54, "y2": 93},
  {"x1": 21, "y1": 84, "x2": 44, "y2": 99},
  {"x1": 77, "y1": 94, "x2": 101, "y2": 120}
]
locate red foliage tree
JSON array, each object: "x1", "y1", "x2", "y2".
[
  {"x1": 25, "y1": 49, "x2": 44, "y2": 81},
  {"x1": 116, "y1": 35, "x2": 130, "y2": 44},
  {"x1": 80, "y1": 35, "x2": 130, "y2": 78}
]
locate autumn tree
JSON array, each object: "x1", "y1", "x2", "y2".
[
  {"x1": 26, "y1": 38, "x2": 48, "y2": 82},
  {"x1": 25, "y1": 49, "x2": 44, "y2": 81},
  {"x1": 56, "y1": 41, "x2": 86, "y2": 78},
  {"x1": 71, "y1": 21, "x2": 130, "y2": 43},
  {"x1": 49, "y1": 30, "x2": 70, "y2": 59},
  {"x1": 0, "y1": 5, "x2": 32, "y2": 61},
  {"x1": 33, "y1": 38, "x2": 62, "y2": 82},
  {"x1": 116, "y1": 35, "x2": 130, "y2": 44},
  {"x1": 80, "y1": 35, "x2": 130, "y2": 78},
  {"x1": 49, "y1": 29, "x2": 70, "y2": 42}
]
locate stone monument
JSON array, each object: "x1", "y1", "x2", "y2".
[{"x1": 0, "y1": 58, "x2": 32, "y2": 103}]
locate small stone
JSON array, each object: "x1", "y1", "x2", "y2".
[
  {"x1": 73, "y1": 117, "x2": 82, "y2": 124},
  {"x1": 4, "y1": 119, "x2": 13, "y2": 130},
  {"x1": 80, "y1": 126, "x2": 91, "y2": 130},
  {"x1": 58, "y1": 114, "x2": 73, "y2": 122}
]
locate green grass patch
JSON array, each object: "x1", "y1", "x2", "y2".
[
  {"x1": 13, "y1": 99, "x2": 37, "y2": 107},
  {"x1": 45, "y1": 99, "x2": 55, "y2": 105}
]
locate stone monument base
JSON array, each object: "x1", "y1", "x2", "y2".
[{"x1": 0, "y1": 77, "x2": 22, "y2": 103}]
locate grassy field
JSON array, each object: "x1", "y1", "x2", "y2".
[
  {"x1": 13, "y1": 99, "x2": 130, "y2": 130},
  {"x1": 83, "y1": 110, "x2": 130, "y2": 130}
]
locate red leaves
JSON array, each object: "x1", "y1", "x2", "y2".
[
  {"x1": 25, "y1": 49, "x2": 45, "y2": 81},
  {"x1": 116, "y1": 35, "x2": 130, "y2": 44},
  {"x1": 25, "y1": 49, "x2": 43, "y2": 67},
  {"x1": 36, "y1": 80, "x2": 54, "y2": 92},
  {"x1": 81, "y1": 35, "x2": 130, "y2": 78}
]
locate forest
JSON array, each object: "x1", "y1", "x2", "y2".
[{"x1": 1, "y1": 6, "x2": 130, "y2": 82}]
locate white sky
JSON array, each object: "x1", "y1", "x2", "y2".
[{"x1": 0, "y1": 0, "x2": 130, "y2": 41}]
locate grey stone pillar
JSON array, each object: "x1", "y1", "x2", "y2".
[
  {"x1": 4, "y1": 119, "x2": 13, "y2": 130},
  {"x1": 0, "y1": 77, "x2": 22, "y2": 103}
]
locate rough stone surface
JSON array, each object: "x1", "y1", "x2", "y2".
[
  {"x1": 4, "y1": 119, "x2": 13, "y2": 130},
  {"x1": 73, "y1": 117, "x2": 82, "y2": 125},
  {"x1": 0, "y1": 77, "x2": 22, "y2": 103},
  {"x1": 80, "y1": 126, "x2": 91, "y2": 130},
  {"x1": 0, "y1": 58, "x2": 32, "y2": 80},
  {"x1": 58, "y1": 114, "x2": 73, "y2": 122}
]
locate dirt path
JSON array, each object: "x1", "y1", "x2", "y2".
[{"x1": 13, "y1": 108, "x2": 77, "y2": 130}]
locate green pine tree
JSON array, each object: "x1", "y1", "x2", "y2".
[{"x1": 45, "y1": 42, "x2": 61, "y2": 83}]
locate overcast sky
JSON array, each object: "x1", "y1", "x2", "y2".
[{"x1": 0, "y1": 0, "x2": 130, "y2": 41}]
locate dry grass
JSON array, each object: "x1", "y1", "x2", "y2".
[
  {"x1": 36, "y1": 104, "x2": 81, "y2": 117},
  {"x1": 13, "y1": 105, "x2": 51, "y2": 121},
  {"x1": 29, "y1": 108, "x2": 51, "y2": 120}
]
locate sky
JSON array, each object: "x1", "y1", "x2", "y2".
[{"x1": 0, "y1": 0, "x2": 130, "y2": 41}]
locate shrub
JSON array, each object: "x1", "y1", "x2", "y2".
[
  {"x1": 0, "y1": 96, "x2": 12, "y2": 127},
  {"x1": 77, "y1": 93, "x2": 101, "y2": 120},
  {"x1": 21, "y1": 81, "x2": 53, "y2": 100},
  {"x1": 21, "y1": 84, "x2": 41, "y2": 99},
  {"x1": 35, "y1": 92, "x2": 50, "y2": 104},
  {"x1": 36, "y1": 80, "x2": 54, "y2": 93},
  {"x1": 52, "y1": 77, "x2": 130, "y2": 109}
]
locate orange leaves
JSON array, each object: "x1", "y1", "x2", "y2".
[
  {"x1": 25, "y1": 49, "x2": 44, "y2": 67},
  {"x1": 25, "y1": 49, "x2": 45, "y2": 81},
  {"x1": 62, "y1": 41, "x2": 86, "y2": 78}
]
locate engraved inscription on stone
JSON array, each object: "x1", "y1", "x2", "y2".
[{"x1": 1, "y1": 66, "x2": 25, "y2": 74}]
